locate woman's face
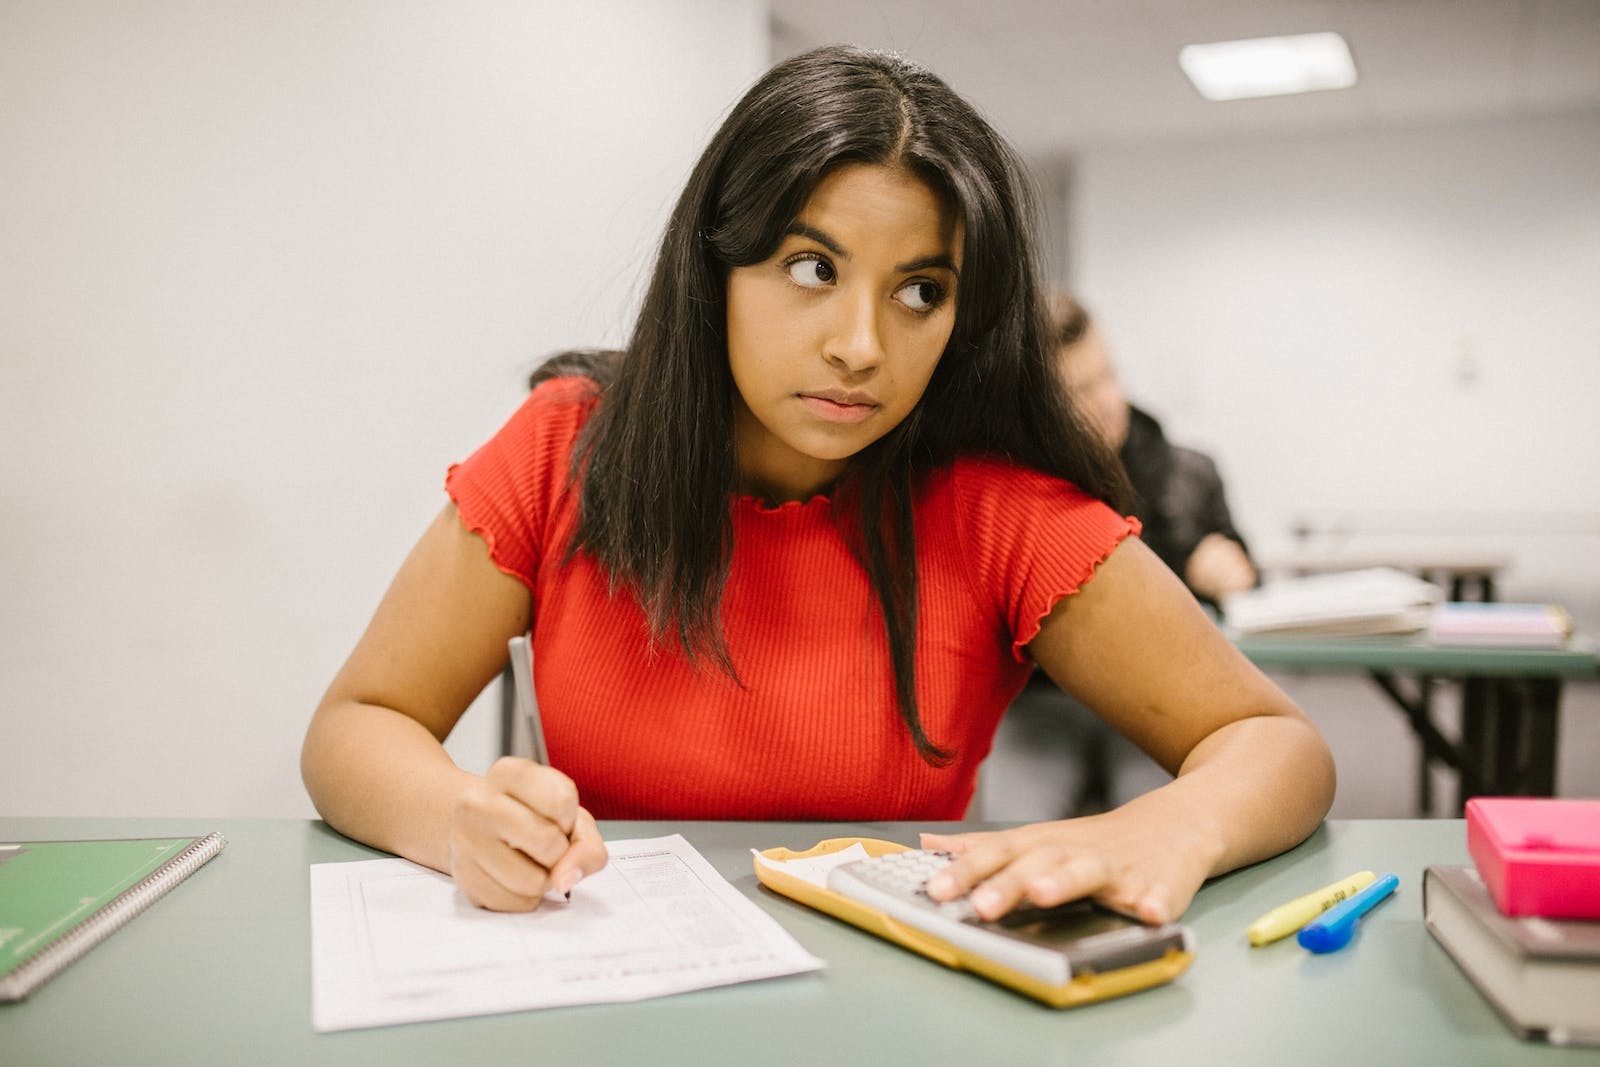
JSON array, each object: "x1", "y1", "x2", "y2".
[
  {"x1": 1056, "y1": 324, "x2": 1130, "y2": 450},
  {"x1": 725, "y1": 163, "x2": 963, "y2": 502}
]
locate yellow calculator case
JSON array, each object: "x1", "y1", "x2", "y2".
[{"x1": 753, "y1": 837, "x2": 1193, "y2": 1008}]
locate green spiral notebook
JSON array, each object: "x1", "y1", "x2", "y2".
[{"x1": 0, "y1": 833, "x2": 226, "y2": 1001}]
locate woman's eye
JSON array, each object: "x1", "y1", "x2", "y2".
[
  {"x1": 895, "y1": 279, "x2": 944, "y2": 312},
  {"x1": 784, "y1": 256, "x2": 835, "y2": 287}
]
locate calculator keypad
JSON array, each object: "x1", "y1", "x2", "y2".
[{"x1": 839, "y1": 850, "x2": 979, "y2": 922}]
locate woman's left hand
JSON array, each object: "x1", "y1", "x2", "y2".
[{"x1": 920, "y1": 800, "x2": 1224, "y2": 925}]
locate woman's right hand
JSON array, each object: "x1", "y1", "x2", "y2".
[{"x1": 448, "y1": 756, "x2": 610, "y2": 911}]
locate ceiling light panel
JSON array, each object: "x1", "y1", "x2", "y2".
[{"x1": 1180, "y1": 31, "x2": 1358, "y2": 102}]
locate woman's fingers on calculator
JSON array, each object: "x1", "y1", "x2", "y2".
[
  {"x1": 918, "y1": 831, "x2": 971, "y2": 855},
  {"x1": 979, "y1": 849, "x2": 1112, "y2": 920},
  {"x1": 1020, "y1": 851, "x2": 1113, "y2": 908},
  {"x1": 918, "y1": 829, "x2": 1004, "y2": 899},
  {"x1": 919, "y1": 819, "x2": 1203, "y2": 924},
  {"x1": 919, "y1": 830, "x2": 1100, "y2": 920}
]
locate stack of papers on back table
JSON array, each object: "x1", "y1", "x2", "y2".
[
  {"x1": 1427, "y1": 602, "x2": 1575, "y2": 649},
  {"x1": 1221, "y1": 567, "x2": 1443, "y2": 636}
]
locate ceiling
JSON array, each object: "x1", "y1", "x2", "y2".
[{"x1": 771, "y1": 0, "x2": 1600, "y2": 159}]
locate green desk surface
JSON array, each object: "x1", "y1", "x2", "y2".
[
  {"x1": 1233, "y1": 631, "x2": 1599, "y2": 676},
  {"x1": 1, "y1": 818, "x2": 1593, "y2": 1065}
]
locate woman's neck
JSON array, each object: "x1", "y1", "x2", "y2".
[{"x1": 732, "y1": 401, "x2": 848, "y2": 503}]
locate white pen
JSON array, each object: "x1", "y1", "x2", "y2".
[
  {"x1": 507, "y1": 635, "x2": 548, "y2": 766},
  {"x1": 508, "y1": 634, "x2": 570, "y2": 899}
]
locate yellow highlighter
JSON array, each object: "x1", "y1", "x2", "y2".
[{"x1": 1247, "y1": 871, "x2": 1377, "y2": 946}]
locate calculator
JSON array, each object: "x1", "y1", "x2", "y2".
[{"x1": 825, "y1": 848, "x2": 1193, "y2": 986}]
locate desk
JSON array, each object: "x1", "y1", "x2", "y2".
[
  {"x1": 2, "y1": 818, "x2": 1593, "y2": 1064},
  {"x1": 1234, "y1": 633, "x2": 1599, "y2": 814}
]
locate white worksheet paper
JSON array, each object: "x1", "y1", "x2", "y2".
[{"x1": 309, "y1": 834, "x2": 824, "y2": 1032}]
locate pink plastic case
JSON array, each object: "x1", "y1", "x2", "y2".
[{"x1": 1465, "y1": 797, "x2": 1600, "y2": 920}]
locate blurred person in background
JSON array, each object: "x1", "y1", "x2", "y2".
[{"x1": 1051, "y1": 292, "x2": 1256, "y2": 605}]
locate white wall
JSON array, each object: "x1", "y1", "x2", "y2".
[
  {"x1": 1067, "y1": 111, "x2": 1600, "y2": 620},
  {"x1": 0, "y1": 1, "x2": 768, "y2": 817}
]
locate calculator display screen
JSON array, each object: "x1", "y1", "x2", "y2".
[
  {"x1": 984, "y1": 899, "x2": 1181, "y2": 970},
  {"x1": 989, "y1": 899, "x2": 1136, "y2": 944}
]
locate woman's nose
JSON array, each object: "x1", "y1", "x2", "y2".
[{"x1": 823, "y1": 289, "x2": 885, "y2": 374}]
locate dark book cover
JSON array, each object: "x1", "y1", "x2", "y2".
[{"x1": 1422, "y1": 864, "x2": 1600, "y2": 1046}]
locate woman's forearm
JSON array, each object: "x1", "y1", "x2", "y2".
[
  {"x1": 301, "y1": 699, "x2": 479, "y2": 874},
  {"x1": 1141, "y1": 712, "x2": 1337, "y2": 877}
]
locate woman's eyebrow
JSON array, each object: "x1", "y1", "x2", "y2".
[
  {"x1": 897, "y1": 253, "x2": 959, "y2": 278},
  {"x1": 783, "y1": 223, "x2": 960, "y2": 278},
  {"x1": 784, "y1": 222, "x2": 846, "y2": 257}
]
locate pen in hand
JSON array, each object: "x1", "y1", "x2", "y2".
[
  {"x1": 507, "y1": 634, "x2": 567, "y2": 898},
  {"x1": 507, "y1": 635, "x2": 548, "y2": 766}
]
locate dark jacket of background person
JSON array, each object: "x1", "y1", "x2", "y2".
[{"x1": 1119, "y1": 404, "x2": 1252, "y2": 603}]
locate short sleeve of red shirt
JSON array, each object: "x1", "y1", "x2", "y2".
[
  {"x1": 443, "y1": 378, "x2": 596, "y2": 592},
  {"x1": 946, "y1": 455, "x2": 1141, "y2": 663}
]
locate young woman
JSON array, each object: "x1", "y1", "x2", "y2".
[{"x1": 302, "y1": 45, "x2": 1335, "y2": 925}]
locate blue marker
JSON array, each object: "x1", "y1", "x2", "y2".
[{"x1": 1296, "y1": 872, "x2": 1399, "y2": 953}]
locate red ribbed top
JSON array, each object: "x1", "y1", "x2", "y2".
[{"x1": 446, "y1": 379, "x2": 1138, "y2": 820}]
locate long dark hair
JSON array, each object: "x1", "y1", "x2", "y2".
[{"x1": 543, "y1": 46, "x2": 1129, "y2": 764}]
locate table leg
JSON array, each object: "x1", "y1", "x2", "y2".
[
  {"x1": 1370, "y1": 671, "x2": 1481, "y2": 808},
  {"x1": 1455, "y1": 676, "x2": 1562, "y2": 812},
  {"x1": 1416, "y1": 675, "x2": 1434, "y2": 816},
  {"x1": 1458, "y1": 676, "x2": 1488, "y2": 814},
  {"x1": 1522, "y1": 678, "x2": 1561, "y2": 794}
]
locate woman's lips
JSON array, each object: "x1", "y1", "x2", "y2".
[{"x1": 798, "y1": 392, "x2": 879, "y2": 424}]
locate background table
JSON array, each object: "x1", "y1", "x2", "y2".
[
  {"x1": 2, "y1": 818, "x2": 1592, "y2": 1065},
  {"x1": 1234, "y1": 632, "x2": 1598, "y2": 813}
]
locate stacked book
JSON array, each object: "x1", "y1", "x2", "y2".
[
  {"x1": 1423, "y1": 797, "x2": 1600, "y2": 1046},
  {"x1": 1426, "y1": 602, "x2": 1575, "y2": 649}
]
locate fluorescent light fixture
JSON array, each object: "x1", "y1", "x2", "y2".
[{"x1": 1180, "y1": 31, "x2": 1357, "y2": 101}]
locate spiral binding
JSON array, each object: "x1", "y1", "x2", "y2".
[{"x1": 0, "y1": 832, "x2": 227, "y2": 1000}]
